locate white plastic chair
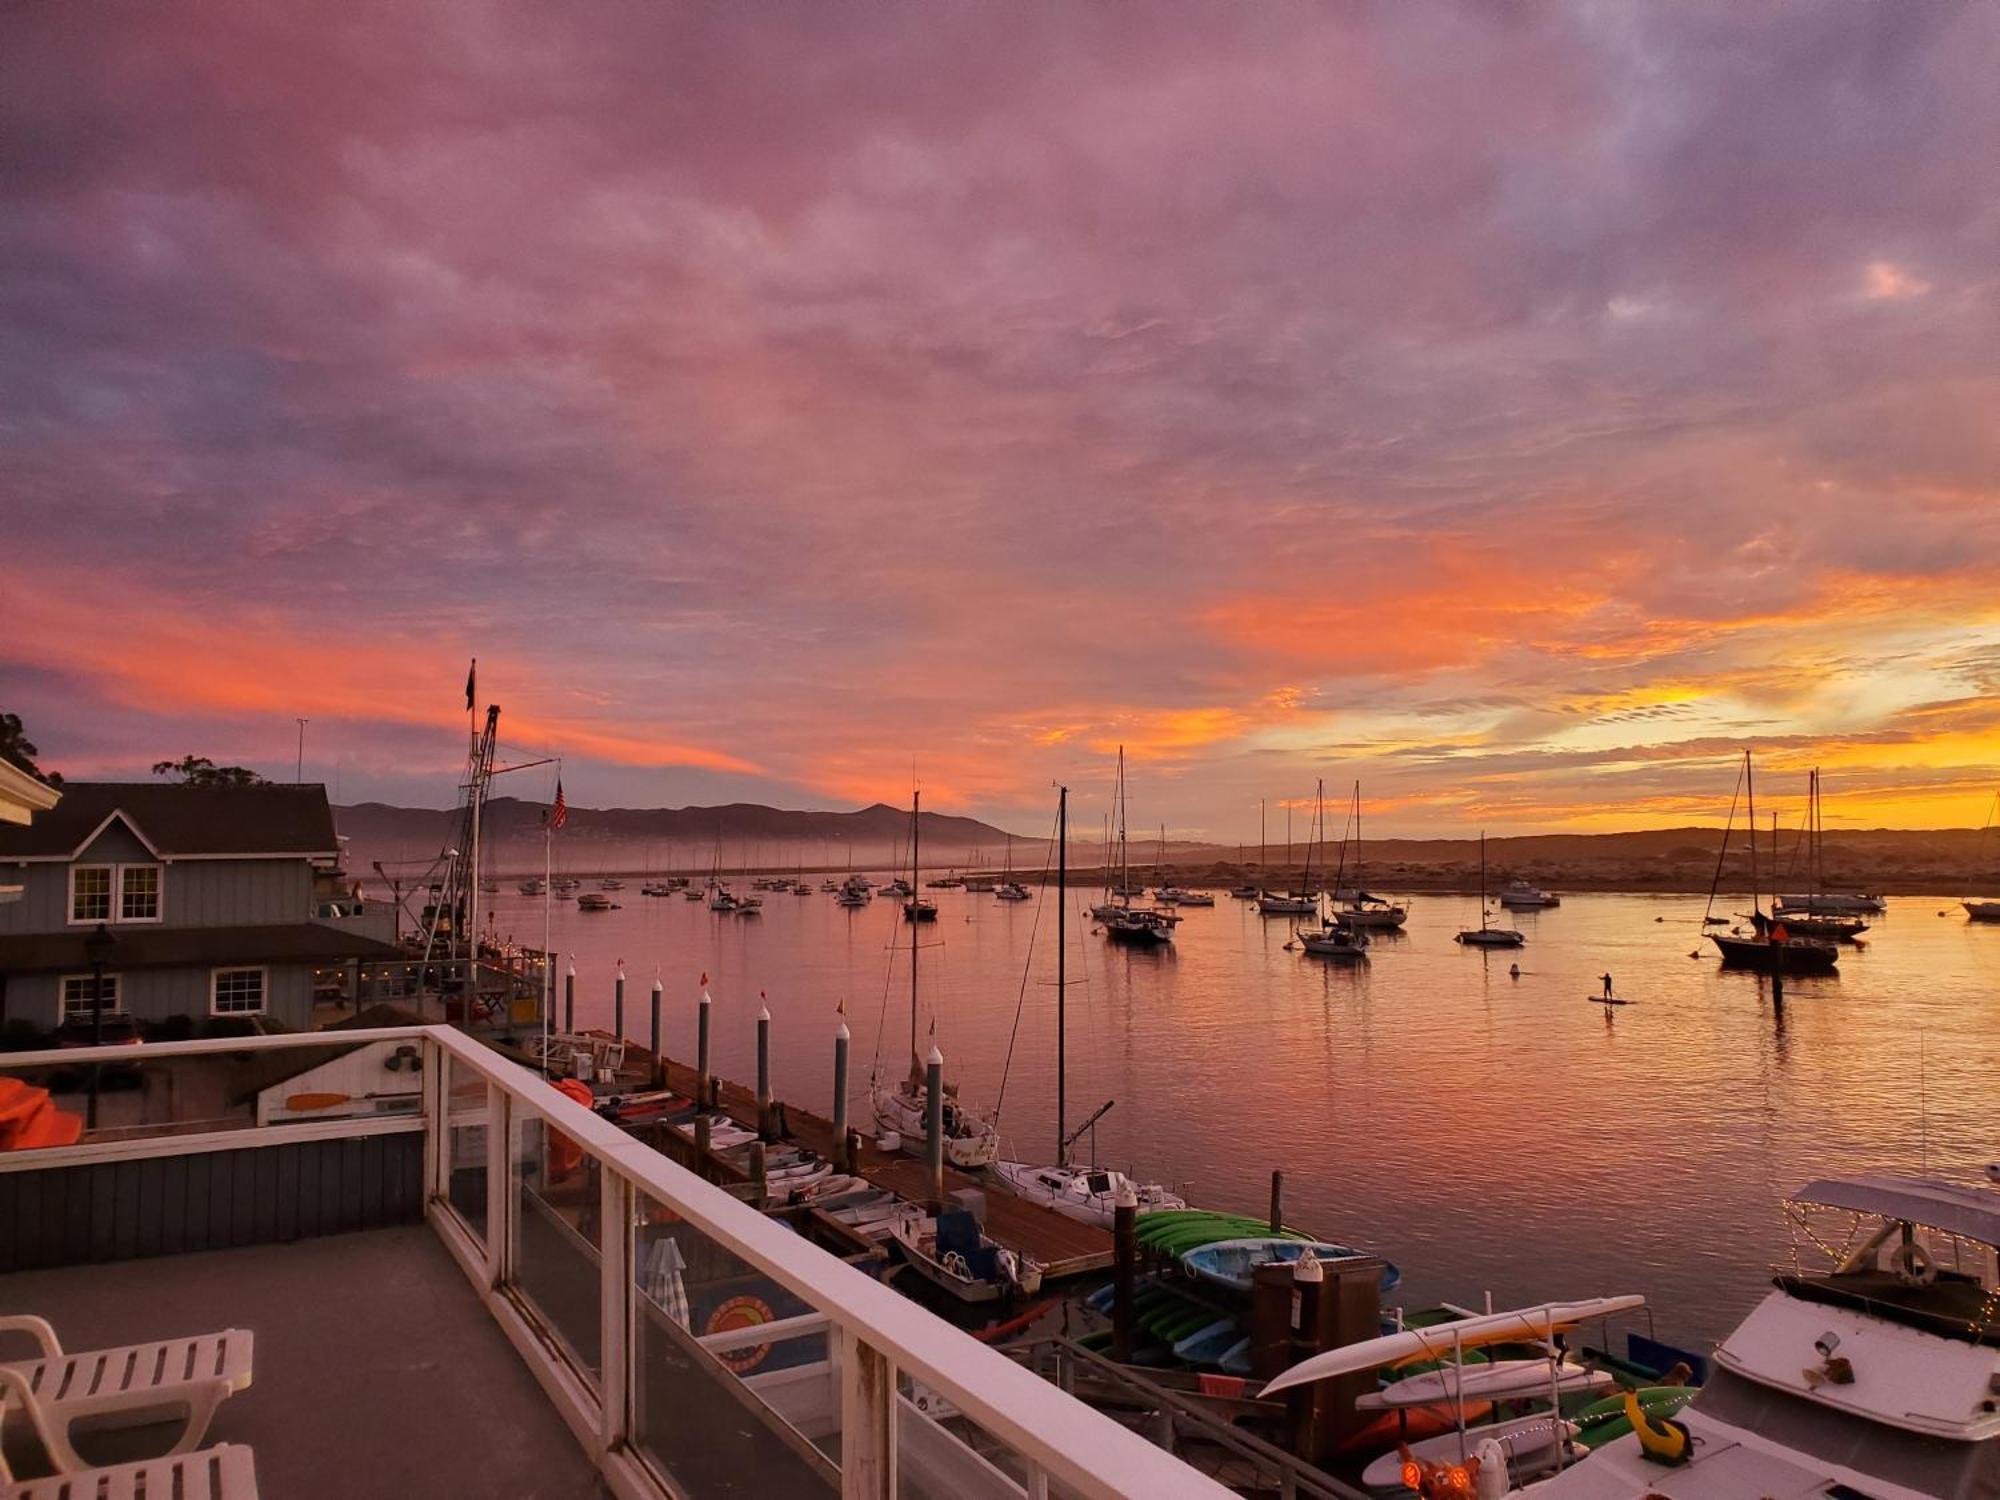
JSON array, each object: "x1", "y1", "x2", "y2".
[
  {"x1": 0, "y1": 1318, "x2": 251, "y2": 1438},
  {"x1": 0, "y1": 1368, "x2": 255, "y2": 1497}
]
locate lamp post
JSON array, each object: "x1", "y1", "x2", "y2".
[{"x1": 83, "y1": 921, "x2": 116, "y2": 1130}]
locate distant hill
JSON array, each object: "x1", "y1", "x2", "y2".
[{"x1": 335, "y1": 797, "x2": 1027, "y2": 876}]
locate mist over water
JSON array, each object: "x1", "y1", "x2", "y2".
[{"x1": 490, "y1": 886, "x2": 1999, "y2": 1350}]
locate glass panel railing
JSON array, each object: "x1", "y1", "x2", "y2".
[
  {"x1": 629, "y1": 1182, "x2": 840, "y2": 1497},
  {"x1": 509, "y1": 1106, "x2": 603, "y2": 1387},
  {"x1": 898, "y1": 1393, "x2": 1046, "y2": 1500},
  {"x1": 445, "y1": 1053, "x2": 489, "y2": 1241}
]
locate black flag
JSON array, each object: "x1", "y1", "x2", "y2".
[{"x1": 464, "y1": 657, "x2": 476, "y2": 711}]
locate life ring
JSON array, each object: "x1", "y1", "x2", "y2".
[
  {"x1": 1890, "y1": 1239, "x2": 1936, "y2": 1287},
  {"x1": 549, "y1": 1079, "x2": 594, "y2": 1179},
  {"x1": 706, "y1": 1295, "x2": 776, "y2": 1374}
]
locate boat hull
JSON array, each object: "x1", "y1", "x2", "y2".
[{"x1": 1709, "y1": 933, "x2": 1839, "y2": 972}]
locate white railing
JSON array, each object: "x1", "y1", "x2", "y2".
[{"x1": 0, "y1": 1027, "x2": 1232, "y2": 1500}]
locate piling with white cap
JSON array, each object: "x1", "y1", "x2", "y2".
[
  {"x1": 614, "y1": 966, "x2": 627, "y2": 1042},
  {"x1": 756, "y1": 999, "x2": 773, "y2": 1140},
  {"x1": 1113, "y1": 1179, "x2": 1139, "y2": 1362},
  {"x1": 563, "y1": 964, "x2": 575, "y2": 1034},
  {"x1": 649, "y1": 977, "x2": 664, "y2": 1087},
  {"x1": 832, "y1": 1015, "x2": 851, "y2": 1171},
  {"x1": 697, "y1": 983, "x2": 712, "y2": 1108},
  {"x1": 925, "y1": 1045, "x2": 945, "y2": 1208}
]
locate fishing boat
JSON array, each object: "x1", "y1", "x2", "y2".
[
  {"x1": 992, "y1": 786, "x2": 1186, "y2": 1226},
  {"x1": 1456, "y1": 832, "x2": 1525, "y2": 947},
  {"x1": 888, "y1": 1210, "x2": 1043, "y2": 1303},
  {"x1": 1499, "y1": 880, "x2": 1560, "y2": 909},
  {"x1": 1524, "y1": 1173, "x2": 2000, "y2": 1500},
  {"x1": 577, "y1": 892, "x2": 616, "y2": 912},
  {"x1": 872, "y1": 791, "x2": 999, "y2": 1169},
  {"x1": 1330, "y1": 784, "x2": 1409, "y2": 930},
  {"x1": 1182, "y1": 1237, "x2": 1401, "y2": 1296},
  {"x1": 1703, "y1": 753, "x2": 1838, "y2": 974}
]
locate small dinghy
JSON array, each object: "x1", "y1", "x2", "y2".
[
  {"x1": 890, "y1": 1210, "x2": 1043, "y2": 1303},
  {"x1": 1181, "y1": 1237, "x2": 1401, "y2": 1295}
]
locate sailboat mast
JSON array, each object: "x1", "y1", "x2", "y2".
[
  {"x1": 1354, "y1": 781, "x2": 1363, "y2": 892},
  {"x1": 1745, "y1": 751, "x2": 1759, "y2": 915},
  {"x1": 1478, "y1": 829, "x2": 1488, "y2": 929},
  {"x1": 1117, "y1": 746, "x2": 1129, "y2": 903},
  {"x1": 910, "y1": 791, "x2": 921, "y2": 1066},
  {"x1": 1057, "y1": 785, "x2": 1068, "y2": 1164}
]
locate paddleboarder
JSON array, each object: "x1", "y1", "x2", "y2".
[{"x1": 1600, "y1": 972, "x2": 1614, "y2": 999}]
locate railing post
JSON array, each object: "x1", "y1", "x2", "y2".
[
  {"x1": 838, "y1": 1328, "x2": 896, "y2": 1500},
  {"x1": 422, "y1": 1036, "x2": 447, "y2": 1204},
  {"x1": 600, "y1": 1167, "x2": 633, "y2": 1457},
  {"x1": 486, "y1": 1082, "x2": 513, "y2": 1289}
]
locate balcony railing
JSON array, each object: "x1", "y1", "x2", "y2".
[{"x1": 0, "y1": 1026, "x2": 1232, "y2": 1500}]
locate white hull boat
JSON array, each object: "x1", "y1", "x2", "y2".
[
  {"x1": 871, "y1": 1080, "x2": 998, "y2": 1169},
  {"x1": 990, "y1": 1161, "x2": 1186, "y2": 1226}
]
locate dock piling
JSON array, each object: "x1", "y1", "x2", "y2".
[
  {"x1": 563, "y1": 964, "x2": 575, "y2": 1034},
  {"x1": 832, "y1": 1017, "x2": 851, "y2": 1171},
  {"x1": 1112, "y1": 1182, "x2": 1138, "y2": 1363},
  {"x1": 1269, "y1": 1168, "x2": 1284, "y2": 1233},
  {"x1": 697, "y1": 982, "x2": 712, "y2": 1109},
  {"x1": 649, "y1": 978, "x2": 663, "y2": 1088},
  {"x1": 925, "y1": 1046, "x2": 945, "y2": 1209},
  {"x1": 757, "y1": 1001, "x2": 773, "y2": 1140},
  {"x1": 614, "y1": 967, "x2": 626, "y2": 1042}
]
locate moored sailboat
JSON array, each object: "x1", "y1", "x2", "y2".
[{"x1": 1456, "y1": 831, "x2": 1525, "y2": 947}]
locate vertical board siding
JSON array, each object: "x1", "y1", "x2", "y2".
[{"x1": 0, "y1": 1133, "x2": 423, "y2": 1273}]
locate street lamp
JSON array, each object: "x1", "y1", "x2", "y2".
[{"x1": 83, "y1": 921, "x2": 115, "y2": 1129}]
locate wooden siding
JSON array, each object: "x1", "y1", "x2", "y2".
[
  {"x1": 2, "y1": 964, "x2": 317, "y2": 1031},
  {"x1": 0, "y1": 1132, "x2": 423, "y2": 1273},
  {"x1": 0, "y1": 856, "x2": 313, "y2": 936}
]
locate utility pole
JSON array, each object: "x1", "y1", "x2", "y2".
[{"x1": 295, "y1": 718, "x2": 309, "y2": 783}]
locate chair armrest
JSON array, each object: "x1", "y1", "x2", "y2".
[
  {"x1": 0, "y1": 1368, "x2": 232, "y2": 1471},
  {"x1": 0, "y1": 1315, "x2": 61, "y2": 1359}
]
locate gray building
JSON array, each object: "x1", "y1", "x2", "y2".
[{"x1": 0, "y1": 782, "x2": 401, "y2": 1036}]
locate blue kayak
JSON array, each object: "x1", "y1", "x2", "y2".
[{"x1": 1181, "y1": 1237, "x2": 1402, "y2": 1296}]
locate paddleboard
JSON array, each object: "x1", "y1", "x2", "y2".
[
  {"x1": 1587, "y1": 996, "x2": 1636, "y2": 1006},
  {"x1": 1260, "y1": 1295, "x2": 1646, "y2": 1396},
  {"x1": 1355, "y1": 1360, "x2": 1614, "y2": 1410}
]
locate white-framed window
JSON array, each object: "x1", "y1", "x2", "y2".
[
  {"x1": 60, "y1": 973, "x2": 124, "y2": 1023},
  {"x1": 210, "y1": 967, "x2": 267, "y2": 1017},
  {"x1": 69, "y1": 865, "x2": 112, "y2": 923},
  {"x1": 120, "y1": 864, "x2": 161, "y2": 922},
  {"x1": 67, "y1": 862, "x2": 164, "y2": 924}
]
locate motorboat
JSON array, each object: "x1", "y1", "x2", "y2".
[
  {"x1": 599, "y1": 878, "x2": 624, "y2": 891},
  {"x1": 1299, "y1": 922, "x2": 1370, "y2": 959},
  {"x1": 576, "y1": 892, "x2": 616, "y2": 912},
  {"x1": 1229, "y1": 883, "x2": 1259, "y2": 900},
  {"x1": 1153, "y1": 886, "x2": 1186, "y2": 905},
  {"x1": 1523, "y1": 1173, "x2": 2000, "y2": 1500},
  {"x1": 640, "y1": 882, "x2": 672, "y2": 897},
  {"x1": 889, "y1": 1211, "x2": 1042, "y2": 1303},
  {"x1": 707, "y1": 888, "x2": 739, "y2": 912},
  {"x1": 732, "y1": 894, "x2": 763, "y2": 915},
  {"x1": 836, "y1": 889, "x2": 868, "y2": 908},
  {"x1": 518, "y1": 877, "x2": 547, "y2": 896},
  {"x1": 1499, "y1": 880, "x2": 1560, "y2": 909},
  {"x1": 902, "y1": 897, "x2": 938, "y2": 922},
  {"x1": 990, "y1": 1161, "x2": 1185, "y2": 1227},
  {"x1": 1255, "y1": 891, "x2": 1318, "y2": 916}
]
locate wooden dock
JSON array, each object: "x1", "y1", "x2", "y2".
[{"x1": 597, "y1": 1040, "x2": 1112, "y2": 1280}]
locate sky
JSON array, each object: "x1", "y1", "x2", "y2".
[{"x1": 4, "y1": 3, "x2": 1998, "y2": 839}]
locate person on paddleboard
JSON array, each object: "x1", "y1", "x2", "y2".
[{"x1": 1600, "y1": 972, "x2": 1614, "y2": 999}]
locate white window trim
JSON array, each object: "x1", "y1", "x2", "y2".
[
  {"x1": 66, "y1": 861, "x2": 165, "y2": 925},
  {"x1": 59, "y1": 972, "x2": 125, "y2": 1022},
  {"x1": 210, "y1": 965, "x2": 269, "y2": 1018}
]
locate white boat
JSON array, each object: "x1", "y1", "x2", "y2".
[
  {"x1": 1255, "y1": 891, "x2": 1317, "y2": 916},
  {"x1": 889, "y1": 1211, "x2": 1043, "y2": 1303},
  {"x1": 1298, "y1": 923, "x2": 1369, "y2": 959},
  {"x1": 989, "y1": 1161, "x2": 1186, "y2": 1227},
  {"x1": 1096, "y1": 751, "x2": 1179, "y2": 945},
  {"x1": 1177, "y1": 889, "x2": 1216, "y2": 906},
  {"x1": 872, "y1": 1075, "x2": 997, "y2": 1168},
  {"x1": 1526, "y1": 1173, "x2": 2000, "y2": 1500},
  {"x1": 1457, "y1": 832, "x2": 1525, "y2": 948},
  {"x1": 1775, "y1": 891, "x2": 1884, "y2": 915},
  {"x1": 1499, "y1": 880, "x2": 1560, "y2": 909},
  {"x1": 1329, "y1": 783, "x2": 1409, "y2": 930},
  {"x1": 1153, "y1": 886, "x2": 1186, "y2": 905},
  {"x1": 994, "y1": 881, "x2": 1032, "y2": 901},
  {"x1": 599, "y1": 877, "x2": 625, "y2": 891}
]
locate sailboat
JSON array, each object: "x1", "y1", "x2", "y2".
[
  {"x1": 1964, "y1": 793, "x2": 2000, "y2": 921},
  {"x1": 1330, "y1": 783, "x2": 1408, "y2": 930},
  {"x1": 1255, "y1": 798, "x2": 1317, "y2": 915},
  {"x1": 1455, "y1": 831, "x2": 1525, "y2": 947},
  {"x1": 994, "y1": 834, "x2": 1031, "y2": 901},
  {"x1": 1094, "y1": 748, "x2": 1179, "y2": 944},
  {"x1": 1295, "y1": 782, "x2": 1368, "y2": 959},
  {"x1": 1769, "y1": 770, "x2": 1867, "y2": 939},
  {"x1": 871, "y1": 799, "x2": 998, "y2": 1168},
  {"x1": 1706, "y1": 753, "x2": 1838, "y2": 973},
  {"x1": 992, "y1": 787, "x2": 1187, "y2": 1225}
]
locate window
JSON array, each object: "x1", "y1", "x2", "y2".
[
  {"x1": 211, "y1": 967, "x2": 267, "y2": 1016},
  {"x1": 67, "y1": 862, "x2": 163, "y2": 924},
  {"x1": 69, "y1": 866, "x2": 112, "y2": 923},
  {"x1": 120, "y1": 865, "x2": 161, "y2": 922},
  {"x1": 60, "y1": 973, "x2": 124, "y2": 1022}
]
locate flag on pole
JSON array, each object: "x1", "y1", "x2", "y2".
[
  {"x1": 547, "y1": 779, "x2": 567, "y2": 830},
  {"x1": 465, "y1": 657, "x2": 476, "y2": 711}
]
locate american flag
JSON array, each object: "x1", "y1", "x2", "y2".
[{"x1": 547, "y1": 779, "x2": 567, "y2": 830}]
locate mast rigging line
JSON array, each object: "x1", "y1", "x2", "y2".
[{"x1": 992, "y1": 800, "x2": 1064, "y2": 1131}]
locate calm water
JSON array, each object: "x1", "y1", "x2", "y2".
[{"x1": 486, "y1": 886, "x2": 1999, "y2": 1349}]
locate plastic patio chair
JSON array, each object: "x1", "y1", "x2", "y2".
[
  {"x1": 0, "y1": 1368, "x2": 256, "y2": 1497},
  {"x1": 0, "y1": 1319, "x2": 251, "y2": 1440}
]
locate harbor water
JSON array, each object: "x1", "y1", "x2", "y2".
[{"x1": 486, "y1": 887, "x2": 1998, "y2": 1349}]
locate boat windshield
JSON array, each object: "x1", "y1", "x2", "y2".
[{"x1": 1694, "y1": 1368, "x2": 1999, "y2": 1497}]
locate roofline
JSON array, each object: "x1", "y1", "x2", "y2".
[
  {"x1": 68, "y1": 808, "x2": 164, "y2": 861},
  {"x1": 4, "y1": 848, "x2": 343, "y2": 864},
  {"x1": 0, "y1": 760, "x2": 61, "y2": 823}
]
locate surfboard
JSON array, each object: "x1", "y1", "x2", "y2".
[
  {"x1": 1355, "y1": 1359, "x2": 1615, "y2": 1410},
  {"x1": 1587, "y1": 996, "x2": 1636, "y2": 1005}
]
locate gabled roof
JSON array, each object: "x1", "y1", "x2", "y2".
[
  {"x1": 0, "y1": 782, "x2": 339, "y2": 862},
  {"x1": 1793, "y1": 1174, "x2": 2000, "y2": 1246}
]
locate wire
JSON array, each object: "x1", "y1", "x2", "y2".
[{"x1": 993, "y1": 802, "x2": 1062, "y2": 1126}]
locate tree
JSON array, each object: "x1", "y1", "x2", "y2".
[
  {"x1": 0, "y1": 711, "x2": 60, "y2": 786},
  {"x1": 150, "y1": 755, "x2": 266, "y2": 787}
]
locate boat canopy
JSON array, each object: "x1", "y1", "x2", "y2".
[{"x1": 1792, "y1": 1174, "x2": 2000, "y2": 1247}]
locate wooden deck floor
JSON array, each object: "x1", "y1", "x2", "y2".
[{"x1": 609, "y1": 1042, "x2": 1111, "y2": 1279}]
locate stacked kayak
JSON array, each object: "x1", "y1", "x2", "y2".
[
  {"x1": 1184, "y1": 1237, "x2": 1402, "y2": 1296},
  {"x1": 1135, "y1": 1210, "x2": 1313, "y2": 1255}
]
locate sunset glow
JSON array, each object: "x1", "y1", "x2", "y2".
[{"x1": 4, "y1": 4, "x2": 1996, "y2": 835}]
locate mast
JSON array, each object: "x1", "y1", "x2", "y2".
[
  {"x1": 1260, "y1": 798, "x2": 1266, "y2": 871},
  {"x1": 1116, "y1": 746, "x2": 1129, "y2": 904},
  {"x1": 910, "y1": 790, "x2": 921, "y2": 1068},
  {"x1": 1745, "y1": 750, "x2": 1759, "y2": 917},
  {"x1": 1057, "y1": 785, "x2": 1068, "y2": 1163},
  {"x1": 1353, "y1": 781, "x2": 1363, "y2": 894},
  {"x1": 1478, "y1": 830, "x2": 1486, "y2": 929},
  {"x1": 1303, "y1": 780, "x2": 1321, "y2": 898}
]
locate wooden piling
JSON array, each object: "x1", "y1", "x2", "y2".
[
  {"x1": 832, "y1": 1020, "x2": 851, "y2": 1171},
  {"x1": 697, "y1": 985, "x2": 712, "y2": 1109},
  {"x1": 1112, "y1": 1185, "x2": 1138, "y2": 1363},
  {"x1": 649, "y1": 978, "x2": 663, "y2": 1088},
  {"x1": 563, "y1": 965, "x2": 575, "y2": 1034},
  {"x1": 925, "y1": 1047, "x2": 945, "y2": 1209},
  {"x1": 757, "y1": 1003, "x2": 773, "y2": 1140},
  {"x1": 614, "y1": 968, "x2": 626, "y2": 1042},
  {"x1": 1269, "y1": 1168, "x2": 1284, "y2": 1233}
]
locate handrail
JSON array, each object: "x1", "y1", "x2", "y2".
[{"x1": 11, "y1": 1025, "x2": 1234, "y2": 1499}]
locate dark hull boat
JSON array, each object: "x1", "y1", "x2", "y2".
[{"x1": 1709, "y1": 932, "x2": 1838, "y2": 973}]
